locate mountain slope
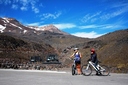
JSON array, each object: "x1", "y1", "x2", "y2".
[
  {"x1": 77, "y1": 29, "x2": 128, "y2": 73},
  {"x1": 0, "y1": 34, "x2": 56, "y2": 62},
  {"x1": 0, "y1": 17, "x2": 128, "y2": 72},
  {"x1": 96, "y1": 29, "x2": 128, "y2": 72}
]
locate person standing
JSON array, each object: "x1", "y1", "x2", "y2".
[
  {"x1": 70, "y1": 48, "x2": 82, "y2": 75},
  {"x1": 88, "y1": 48, "x2": 99, "y2": 75}
]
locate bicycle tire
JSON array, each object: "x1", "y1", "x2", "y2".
[
  {"x1": 81, "y1": 65, "x2": 92, "y2": 76},
  {"x1": 72, "y1": 65, "x2": 75, "y2": 75},
  {"x1": 99, "y1": 65, "x2": 110, "y2": 76}
]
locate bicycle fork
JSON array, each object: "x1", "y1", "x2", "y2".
[{"x1": 86, "y1": 64, "x2": 90, "y2": 70}]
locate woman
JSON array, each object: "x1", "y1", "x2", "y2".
[{"x1": 70, "y1": 48, "x2": 82, "y2": 75}]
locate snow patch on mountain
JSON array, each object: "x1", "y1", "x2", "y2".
[
  {"x1": 10, "y1": 23, "x2": 22, "y2": 30},
  {"x1": 0, "y1": 25, "x2": 6, "y2": 33},
  {"x1": 23, "y1": 30, "x2": 27, "y2": 34},
  {"x1": 3, "y1": 17, "x2": 10, "y2": 23},
  {"x1": 2, "y1": 17, "x2": 23, "y2": 30},
  {"x1": 27, "y1": 26, "x2": 44, "y2": 31}
]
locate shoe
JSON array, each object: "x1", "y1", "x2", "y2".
[
  {"x1": 96, "y1": 71, "x2": 102, "y2": 76},
  {"x1": 96, "y1": 71, "x2": 99, "y2": 75},
  {"x1": 96, "y1": 73, "x2": 99, "y2": 75}
]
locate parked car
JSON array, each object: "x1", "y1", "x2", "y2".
[
  {"x1": 46, "y1": 54, "x2": 59, "y2": 62},
  {"x1": 30, "y1": 56, "x2": 42, "y2": 62}
]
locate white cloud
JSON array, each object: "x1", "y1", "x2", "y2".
[
  {"x1": 100, "y1": 4, "x2": 128, "y2": 20},
  {"x1": 81, "y1": 2, "x2": 128, "y2": 23},
  {"x1": 21, "y1": 0, "x2": 40, "y2": 13},
  {"x1": 32, "y1": 6, "x2": 39, "y2": 13},
  {"x1": 41, "y1": 12, "x2": 62, "y2": 20},
  {"x1": 102, "y1": 24, "x2": 124, "y2": 29},
  {"x1": 0, "y1": 0, "x2": 11, "y2": 5},
  {"x1": 11, "y1": 4, "x2": 18, "y2": 10},
  {"x1": 0, "y1": 0, "x2": 40, "y2": 13},
  {"x1": 72, "y1": 31, "x2": 105, "y2": 38},
  {"x1": 20, "y1": 0, "x2": 29, "y2": 11},
  {"x1": 81, "y1": 12, "x2": 101, "y2": 23},
  {"x1": 54, "y1": 23, "x2": 76, "y2": 29},
  {"x1": 79, "y1": 25, "x2": 99, "y2": 29},
  {"x1": 111, "y1": 2, "x2": 128, "y2": 9},
  {"x1": 31, "y1": 1, "x2": 40, "y2": 13},
  {"x1": 12, "y1": 0, "x2": 19, "y2": 3},
  {"x1": 78, "y1": 24, "x2": 125, "y2": 30},
  {"x1": 20, "y1": 6, "x2": 28, "y2": 11},
  {"x1": 19, "y1": 0, "x2": 40, "y2": 13}
]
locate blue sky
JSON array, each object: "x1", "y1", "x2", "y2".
[{"x1": 0, "y1": 0, "x2": 128, "y2": 38}]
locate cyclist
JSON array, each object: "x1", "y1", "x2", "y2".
[
  {"x1": 70, "y1": 48, "x2": 82, "y2": 75},
  {"x1": 88, "y1": 48, "x2": 99, "y2": 75}
]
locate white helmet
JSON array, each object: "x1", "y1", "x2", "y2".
[{"x1": 74, "y1": 48, "x2": 79, "y2": 51}]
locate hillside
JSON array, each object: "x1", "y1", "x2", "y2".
[
  {"x1": 0, "y1": 17, "x2": 128, "y2": 73},
  {"x1": 96, "y1": 29, "x2": 128, "y2": 72},
  {"x1": 72, "y1": 29, "x2": 128, "y2": 73},
  {"x1": 0, "y1": 34, "x2": 56, "y2": 63}
]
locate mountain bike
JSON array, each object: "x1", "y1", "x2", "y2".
[
  {"x1": 72, "y1": 58, "x2": 77, "y2": 75},
  {"x1": 81, "y1": 61, "x2": 110, "y2": 76}
]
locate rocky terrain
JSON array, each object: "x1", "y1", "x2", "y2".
[{"x1": 0, "y1": 17, "x2": 128, "y2": 73}]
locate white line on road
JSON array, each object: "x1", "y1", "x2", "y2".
[{"x1": 0, "y1": 69, "x2": 67, "y2": 73}]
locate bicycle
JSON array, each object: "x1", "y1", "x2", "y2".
[
  {"x1": 72, "y1": 58, "x2": 77, "y2": 75},
  {"x1": 81, "y1": 61, "x2": 110, "y2": 76}
]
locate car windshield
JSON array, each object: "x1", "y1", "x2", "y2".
[{"x1": 48, "y1": 55, "x2": 55, "y2": 58}]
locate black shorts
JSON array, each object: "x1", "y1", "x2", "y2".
[{"x1": 75, "y1": 61, "x2": 81, "y2": 64}]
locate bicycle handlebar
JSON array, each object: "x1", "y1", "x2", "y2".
[{"x1": 69, "y1": 57, "x2": 76, "y2": 60}]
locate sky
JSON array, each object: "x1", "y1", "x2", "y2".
[{"x1": 0, "y1": 0, "x2": 128, "y2": 38}]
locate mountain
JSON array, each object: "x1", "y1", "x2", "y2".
[
  {"x1": 0, "y1": 17, "x2": 128, "y2": 73},
  {"x1": 0, "y1": 17, "x2": 69, "y2": 35},
  {"x1": 0, "y1": 17, "x2": 35, "y2": 34},
  {"x1": 30, "y1": 24, "x2": 69, "y2": 35},
  {"x1": 0, "y1": 17, "x2": 89, "y2": 50}
]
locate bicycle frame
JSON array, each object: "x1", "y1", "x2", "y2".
[{"x1": 87, "y1": 61, "x2": 99, "y2": 71}]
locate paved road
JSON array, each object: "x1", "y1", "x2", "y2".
[{"x1": 0, "y1": 69, "x2": 128, "y2": 85}]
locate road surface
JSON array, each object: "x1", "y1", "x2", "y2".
[{"x1": 0, "y1": 69, "x2": 128, "y2": 85}]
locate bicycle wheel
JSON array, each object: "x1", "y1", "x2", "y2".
[
  {"x1": 81, "y1": 65, "x2": 92, "y2": 76},
  {"x1": 99, "y1": 65, "x2": 110, "y2": 76},
  {"x1": 72, "y1": 65, "x2": 76, "y2": 75}
]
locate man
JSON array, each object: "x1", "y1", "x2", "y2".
[{"x1": 70, "y1": 48, "x2": 82, "y2": 75}]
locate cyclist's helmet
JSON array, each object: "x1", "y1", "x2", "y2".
[
  {"x1": 74, "y1": 48, "x2": 79, "y2": 51},
  {"x1": 90, "y1": 48, "x2": 95, "y2": 52}
]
